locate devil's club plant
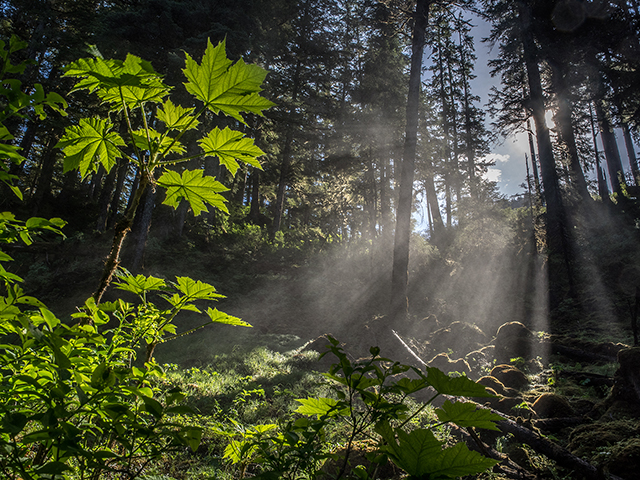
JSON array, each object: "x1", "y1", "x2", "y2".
[
  {"x1": 224, "y1": 337, "x2": 501, "y2": 479},
  {"x1": 57, "y1": 39, "x2": 274, "y2": 303},
  {"x1": 0, "y1": 37, "x2": 264, "y2": 479}
]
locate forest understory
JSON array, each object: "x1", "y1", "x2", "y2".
[{"x1": 8, "y1": 195, "x2": 640, "y2": 480}]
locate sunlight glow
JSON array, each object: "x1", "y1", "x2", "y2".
[{"x1": 545, "y1": 110, "x2": 556, "y2": 129}]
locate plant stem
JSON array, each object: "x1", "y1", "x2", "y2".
[{"x1": 92, "y1": 170, "x2": 150, "y2": 304}]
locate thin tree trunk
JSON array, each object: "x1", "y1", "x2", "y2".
[
  {"x1": 130, "y1": 182, "x2": 157, "y2": 271},
  {"x1": 390, "y1": 0, "x2": 431, "y2": 320},
  {"x1": 96, "y1": 165, "x2": 118, "y2": 233},
  {"x1": 622, "y1": 122, "x2": 640, "y2": 185},
  {"x1": 594, "y1": 98, "x2": 624, "y2": 195},
  {"x1": 106, "y1": 160, "x2": 130, "y2": 231},
  {"x1": 589, "y1": 102, "x2": 610, "y2": 200},
  {"x1": 30, "y1": 133, "x2": 60, "y2": 215},
  {"x1": 526, "y1": 117, "x2": 543, "y2": 203},
  {"x1": 518, "y1": 0, "x2": 574, "y2": 301},
  {"x1": 549, "y1": 61, "x2": 590, "y2": 202}
]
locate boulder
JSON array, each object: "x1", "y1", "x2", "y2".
[
  {"x1": 477, "y1": 375, "x2": 519, "y2": 397},
  {"x1": 430, "y1": 321, "x2": 488, "y2": 357},
  {"x1": 493, "y1": 321, "x2": 535, "y2": 363},
  {"x1": 490, "y1": 364, "x2": 529, "y2": 390},
  {"x1": 532, "y1": 393, "x2": 574, "y2": 418},
  {"x1": 427, "y1": 353, "x2": 471, "y2": 375}
]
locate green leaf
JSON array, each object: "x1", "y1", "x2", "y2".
[
  {"x1": 181, "y1": 426, "x2": 203, "y2": 451},
  {"x1": 173, "y1": 276, "x2": 224, "y2": 300},
  {"x1": 435, "y1": 401, "x2": 503, "y2": 431},
  {"x1": 157, "y1": 99, "x2": 198, "y2": 131},
  {"x1": 131, "y1": 128, "x2": 185, "y2": 156},
  {"x1": 418, "y1": 442, "x2": 499, "y2": 479},
  {"x1": 206, "y1": 307, "x2": 251, "y2": 327},
  {"x1": 157, "y1": 169, "x2": 229, "y2": 215},
  {"x1": 182, "y1": 39, "x2": 274, "y2": 123},
  {"x1": 426, "y1": 367, "x2": 494, "y2": 398},
  {"x1": 57, "y1": 117, "x2": 125, "y2": 178},
  {"x1": 183, "y1": 39, "x2": 233, "y2": 104},
  {"x1": 142, "y1": 395, "x2": 163, "y2": 419},
  {"x1": 377, "y1": 423, "x2": 443, "y2": 477},
  {"x1": 65, "y1": 54, "x2": 169, "y2": 108},
  {"x1": 114, "y1": 270, "x2": 167, "y2": 295},
  {"x1": 295, "y1": 397, "x2": 346, "y2": 418},
  {"x1": 199, "y1": 127, "x2": 264, "y2": 176}
]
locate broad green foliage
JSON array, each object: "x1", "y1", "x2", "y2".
[
  {"x1": 0, "y1": 38, "x2": 257, "y2": 479},
  {"x1": 58, "y1": 38, "x2": 273, "y2": 218},
  {"x1": 0, "y1": 35, "x2": 67, "y2": 198},
  {"x1": 224, "y1": 337, "x2": 501, "y2": 479},
  {"x1": 0, "y1": 263, "x2": 252, "y2": 479}
]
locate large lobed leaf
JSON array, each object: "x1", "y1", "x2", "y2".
[
  {"x1": 199, "y1": 127, "x2": 264, "y2": 176},
  {"x1": 56, "y1": 117, "x2": 125, "y2": 178},
  {"x1": 206, "y1": 307, "x2": 251, "y2": 327},
  {"x1": 377, "y1": 421, "x2": 499, "y2": 479},
  {"x1": 183, "y1": 39, "x2": 274, "y2": 123},
  {"x1": 157, "y1": 169, "x2": 229, "y2": 215},
  {"x1": 426, "y1": 367, "x2": 495, "y2": 398},
  {"x1": 65, "y1": 54, "x2": 169, "y2": 108},
  {"x1": 435, "y1": 400, "x2": 503, "y2": 431}
]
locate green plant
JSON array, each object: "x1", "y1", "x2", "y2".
[
  {"x1": 0, "y1": 37, "x2": 264, "y2": 479},
  {"x1": 57, "y1": 38, "x2": 273, "y2": 303},
  {"x1": 224, "y1": 337, "x2": 502, "y2": 479}
]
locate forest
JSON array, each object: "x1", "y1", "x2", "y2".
[{"x1": 1, "y1": 0, "x2": 640, "y2": 479}]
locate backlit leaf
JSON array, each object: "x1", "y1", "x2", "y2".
[
  {"x1": 295, "y1": 397, "x2": 346, "y2": 418},
  {"x1": 199, "y1": 127, "x2": 264, "y2": 176},
  {"x1": 131, "y1": 128, "x2": 185, "y2": 156},
  {"x1": 157, "y1": 169, "x2": 229, "y2": 215},
  {"x1": 206, "y1": 308, "x2": 251, "y2": 327},
  {"x1": 57, "y1": 117, "x2": 125, "y2": 178},
  {"x1": 436, "y1": 400, "x2": 503, "y2": 431},
  {"x1": 173, "y1": 276, "x2": 224, "y2": 300},
  {"x1": 157, "y1": 99, "x2": 198, "y2": 132},
  {"x1": 113, "y1": 270, "x2": 167, "y2": 295},
  {"x1": 182, "y1": 39, "x2": 274, "y2": 123},
  {"x1": 426, "y1": 367, "x2": 494, "y2": 398}
]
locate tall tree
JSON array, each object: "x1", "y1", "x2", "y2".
[{"x1": 390, "y1": 0, "x2": 432, "y2": 320}]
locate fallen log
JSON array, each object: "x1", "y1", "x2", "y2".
[
  {"x1": 532, "y1": 416, "x2": 587, "y2": 433},
  {"x1": 391, "y1": 331, "x2": 624, "y2": 480}
]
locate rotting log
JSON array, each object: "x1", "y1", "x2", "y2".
[
  {"x1": 391, "y1": 332, "x2": 624, "y2": 480},
  {"x1": 533, "y1": 416, "x2": 587, "y2": 433}
]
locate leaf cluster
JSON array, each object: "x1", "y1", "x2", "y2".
[{"x1": 223, "y1": 337, "x2": 501, "y2": 479}]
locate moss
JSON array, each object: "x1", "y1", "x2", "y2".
[{"x1": 569, "y1": 420, "x2": 640, "y2": 479}]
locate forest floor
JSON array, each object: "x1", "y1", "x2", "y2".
[{"x1": 15, "y1": 228, "x2": 640, "y2": 479}]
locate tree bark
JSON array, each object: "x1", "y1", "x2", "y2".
[
  {"x1": 390, "y1": 0, "x2": 431, "y2": 320},
  {"x1": 594, "y1": 98, "x2": 625, "y2": 196},
  {"x1": 518, "y1": 0, "x2": 575, "y2": 302},
  {"x1": 96, "y1": 164, "x2": 118, "y2": 233},
  {"x1": 549, "y1": 61, "x2": 591, "y2": 202},
  {"x1": 622, "y1": 122, "x2": 640, "y2": 186}
]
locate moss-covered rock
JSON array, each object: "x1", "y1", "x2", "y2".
[
  {"x1": 493, "y1": 321, "x2": 535, "y2": 363},
  {"x1": 426, "y1": 353, "x2": 471, "y2": 375},
  {"x1": 490, "y1": 364, "x2": 529, "y2": 390},
  {"x1": 531, "y1": 393, "x2": 574, "y2": 418},
  {"x1": 430, "y1": 321, "x2": 488, "y2": 357}
]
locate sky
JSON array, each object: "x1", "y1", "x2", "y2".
[{"x1": 468, "y1": 15, "x2": 530, "y2": 198}]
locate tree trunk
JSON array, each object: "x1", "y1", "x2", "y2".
[
  {"x1": 518, "y1": 0, "x2": 574, "y2": 301},
  {"x1": 526, "y1": 117, "x2": 543, "y2": 203},
  {"x1": 96, "y1": 164, "x2": 118, "y2": 233},
  {"x1": 390, "y1": 0, "x2": 431, "y2": 320},
  {"x1": 622, "y1": 122, "x2": 640, "y2": 185},
  {"x1": 106, "y1": 160, "x2": 130, "y2": 231},
  {"x1": 594, "y1": 98, "x2": 625, "y2": 196},
  {"x1": 30, "y1": 133, "x2": 60, "y2": 216},
  {"x1": 271, "y1": 60, "x2": 301, "y2": 240},
  {"x1": 589, "y1": 102, "x2": 610, "y2": 200},
  {"x1": 549, "y1": 61, "x2": 591, "y2": 202},
  {"x1": 130, "y1": 182, "x2": 157, "y2": 271}
]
